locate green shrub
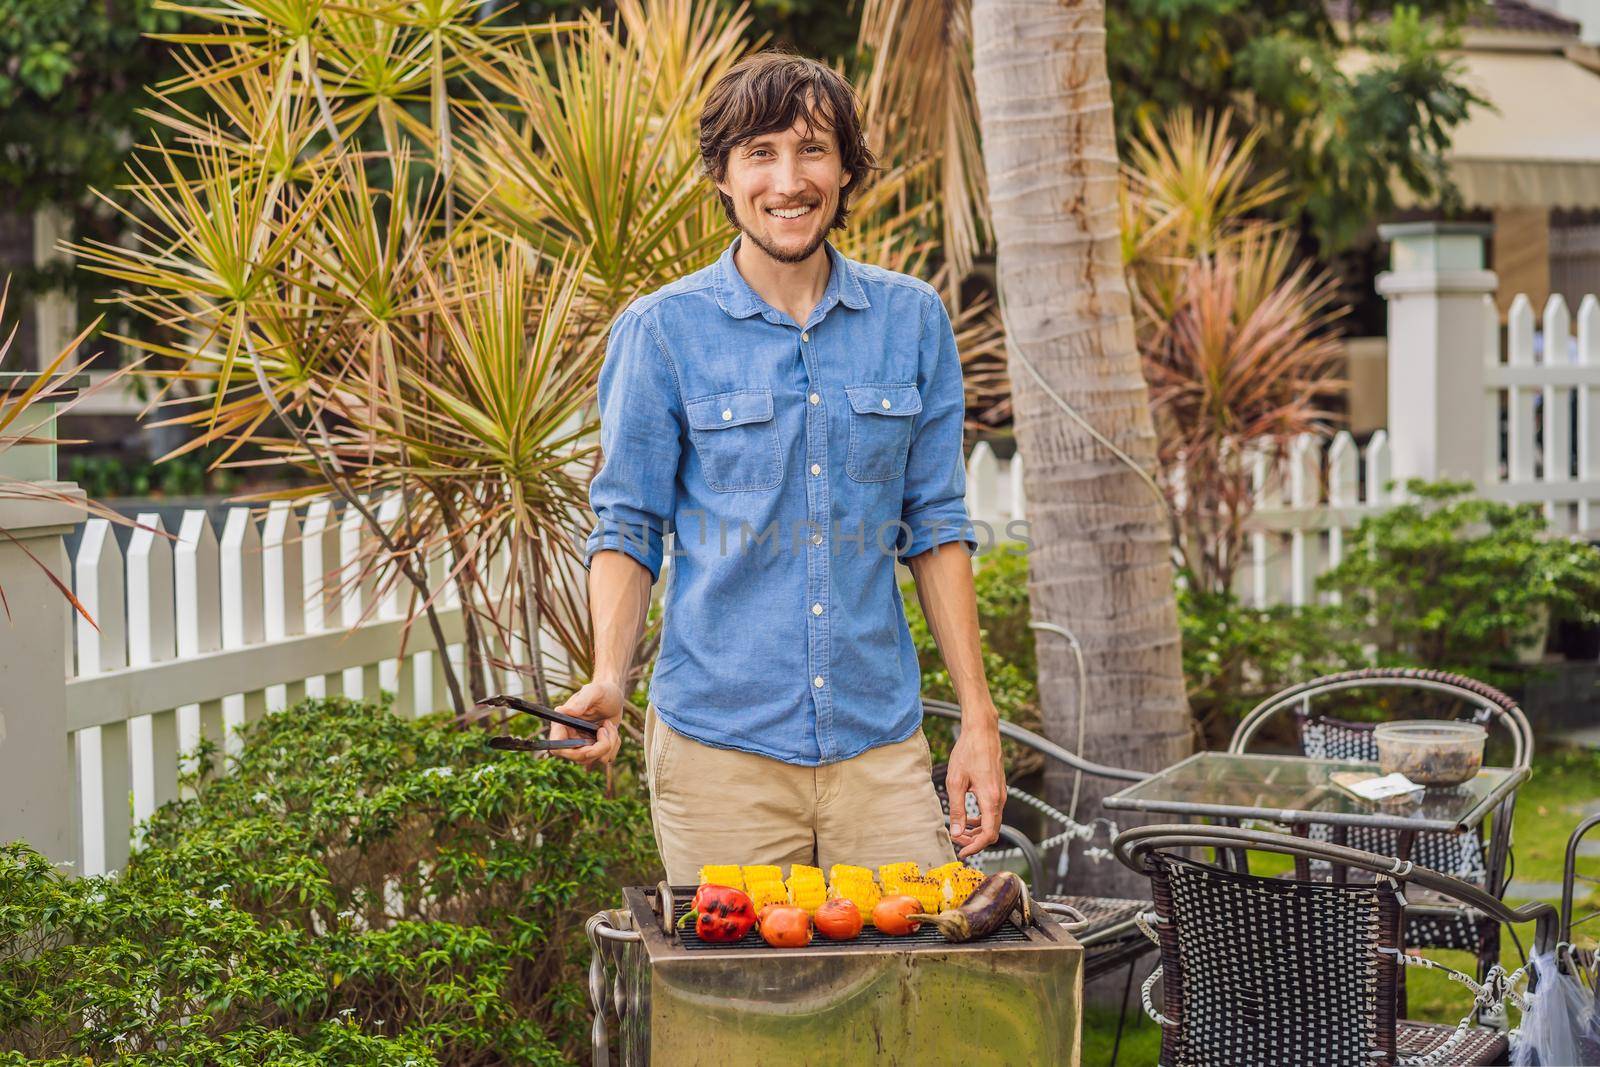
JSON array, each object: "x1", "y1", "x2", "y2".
[
  {"x1": 1318, "y1": 479, "x2": 1600, "y2": 686},
  {"x1": 1179, "y1": 582, "x2": 1364, "y2": 745},
  {"x1": 902, "y1": 543, "x2": 1366, "y2": 749},
  {"x1": 0, "y1": 696, "x2": 654, "y2": 1064}
]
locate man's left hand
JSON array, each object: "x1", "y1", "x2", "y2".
[{"x1": 944, "y1": 710, "x2": 1005, "y2": 859}]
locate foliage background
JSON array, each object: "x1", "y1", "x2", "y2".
[{"x1": 0, "y1": 697, "x2": 652, "y2": 1064}]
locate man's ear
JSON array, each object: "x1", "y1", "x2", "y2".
[{"x1": 841, "y1": 170, "x2": 853, "y2": 189}]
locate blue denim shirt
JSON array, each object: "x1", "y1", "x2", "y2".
[{"x1": 583, "y1": 235, "x2": 975, "y2": 766}]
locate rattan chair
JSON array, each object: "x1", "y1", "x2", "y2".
[
  {"x1": 1115, "y1": 823, "x2": 1556, "y2": 1067},
  {"x1": 1229, "y1": 668, "x2": 1532, "y2": 985},
  {"x1": 921, "y1": 698, "x2": 1155, "y2": 982}
]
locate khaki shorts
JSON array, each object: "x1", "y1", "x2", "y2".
[{"x1": 643, "y1": 703, "x2": 957, "y2": 884}]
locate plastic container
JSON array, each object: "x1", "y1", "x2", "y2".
[{"x1": 1373, "y1": 721, "x2": 1487, "y2": 786}]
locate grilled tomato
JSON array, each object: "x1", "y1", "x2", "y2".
[
  {"x1": 813, "y1": 897, "x2": 863, "y2": 940},
  {"x1": 758, "y1": 904, "x2": 813, "y2": 948},
  {"x1": 872, "y1": 894, "x2": 923, "y2": 936}
]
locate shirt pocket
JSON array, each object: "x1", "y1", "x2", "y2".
[
  {"x1": 845, "y1": 382, "x2": 922, "y2": 483},
  {"x1": 685, "y1": 387, "x2": 784, "y2": 492}
]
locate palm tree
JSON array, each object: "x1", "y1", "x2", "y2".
[{"x1": 865, "y1": 0, "x2": 1191, "y2": 895}]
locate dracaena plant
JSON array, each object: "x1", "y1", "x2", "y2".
[
  {"x1": 1119, "y1": 108, "x2": 1346, "y2": 598},
  {"x1": 65, "y1": 0, "x2": 975, "y2": 726}
]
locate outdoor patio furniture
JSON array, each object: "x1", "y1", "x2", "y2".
[
  {"x1": 922, "y1": 698, "x2": 1155, "y2": 978},
  {"x1": 1114, "y1": 823, "x2": 1556, "y2": 1067},
  {"x1": 1227, "y1": 667, "x2": 1533, "y2": 985}
]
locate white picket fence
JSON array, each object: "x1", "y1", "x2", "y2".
[
  {"x1": 63, "y1": 500, "x2": 489, "y2": 877},
  {"x1": 963, "y1": 290, "x2": 1600, "y2": 609}
]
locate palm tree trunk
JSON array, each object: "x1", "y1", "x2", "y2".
[{"x1": 971, "y1": 0, "x2": 1192, "y2": 897}]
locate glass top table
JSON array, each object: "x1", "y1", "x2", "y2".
[{"x1": 1103, "y1": 751, "x2": 1529, "y2": 834}]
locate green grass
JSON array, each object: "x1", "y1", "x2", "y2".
[{"x1": 1078, "y1": 747, "x2": 1600, "y2": 1066}]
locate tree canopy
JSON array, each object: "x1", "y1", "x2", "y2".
[{"x1": 1106, "y1": 0, "x2": 1487, "y2": 254}]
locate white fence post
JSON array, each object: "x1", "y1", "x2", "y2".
[
  {"x1": 262, "y1": 501, "x2": 306, "y2": 713},
  {"x1": 73, "y1": 519, "x2": 130, "y2": 875},
  {"x1": 1376, "y1": 222, "x2": 1497, "y2": 486},
  {"x1": 220, "y1": 508, "x2": 266, "y2": 761},
  {"x1": 301, "y1": 499, "x2": 339, "y2": 699},
  {"x1": 174, "y1": 510, "x2": 222, "y2": 788},
  {"x1": 1580, "y1": 296, "x2": 1600, "y2": 532},
  {"x1": 126, "y1": 513, "x2": 178, "y2": 840}
]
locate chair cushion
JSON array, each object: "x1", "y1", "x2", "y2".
[{"x1": 1395, "y1": 1020, "x2": 1508, "y2": 1065}]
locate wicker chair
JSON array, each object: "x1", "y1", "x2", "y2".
[
  {"x1": 1229, "y1": 668, "x2": 1532, "y2": 986},
  {"x1": 921, "y1": 698, "x2": 1155, "y2": 983},
  {"x1": 1115, "y1": 823, "x2": 1556, "y2": 1067}
]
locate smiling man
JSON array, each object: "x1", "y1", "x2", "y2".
[{"x1": 551, "y1": 51, "x2": 1005, "y2": 882}]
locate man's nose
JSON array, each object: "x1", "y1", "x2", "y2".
[{"x1": 773, "y1": 154, "x2": 807, "y2": 198}]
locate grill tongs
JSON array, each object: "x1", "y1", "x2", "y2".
[{"x1": 477, "y1": 693, "x2": 599, "y2": 752}]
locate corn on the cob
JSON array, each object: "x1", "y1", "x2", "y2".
[
  {"x1": 746, "y1": 879, "x2": 790, "y2": 911},
  {"x1": 698, "y1": 865, "x2": 744, "y2": 891},
  {"x1": 828, "y1": 863, "x2": 873, "y2": 885},
  {"x1": 740, "y1": 864, "x2": 782, "y2": 885},
  {"x1": 896, "y1": 874, "x2": 943, "y2": 912},
  {"x1": 927, "y1": 861, "x2": 967, "y2": 880},
  {"x1": 828, "y1": 873, "x2": 881, "y2": 919},
  {"x1": 940, "y1": 866, "x2": 986, "y2": 906},
  {"x1": 785, "y1": 865, "x2": 827, "y2": 913},
  {"x1": 877, "y1": 862, "x2": 921, "y2": 886}
]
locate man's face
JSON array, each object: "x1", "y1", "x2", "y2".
[{"x1": 715, "y1": 112, "x2": 852, "y2": 265}]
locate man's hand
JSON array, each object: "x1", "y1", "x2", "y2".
[
  {"x1": 944, "y1": 712, "x2": 1005, "y2": 859},
  {"x1": 550, "y1": 680, "x2": 624, "y2": 769}
]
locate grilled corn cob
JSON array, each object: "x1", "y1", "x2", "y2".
[
  {"x1": 828, "y1": 863, "x2": 873, "y2": 885},
  {"x1": 828, "y1": 872, "x2": 881, "y2": 919},
  {"x1": 900, "y1": 874, "x2": 944, "y2": 913},
  {"x1": 740, "y1": 864, "x2": 783, "y2": 885},
  {"x1": 877, "y1": 862, "x2": 921, "y2": 886},
  {"x1": 940, "y1": 866, "x2": 986, "y2": 906},
  {"x1": 746, "y1": 879, "x2": 790, "y2": 912},
  {"x1": 785, "y1": 865, "x2": 827, "y2": 913},
  {"x1": 697, "y1": 865, "x2": 745, "y2": 891}
]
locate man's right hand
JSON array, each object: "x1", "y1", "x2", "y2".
[{"x1": 550, "y1": 680, "x2": 625, "y2": 770}]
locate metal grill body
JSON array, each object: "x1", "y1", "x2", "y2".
[{"x1": 601, "y1": 885, "x2": 1083, "y2": 1065}]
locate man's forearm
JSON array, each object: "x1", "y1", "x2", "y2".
[
  {"x1": 589, "y1": 550, "x2": 653, "y2": 689},
  {"x1": 906, "y1": 542, "x2": 996, "y2": 722}
]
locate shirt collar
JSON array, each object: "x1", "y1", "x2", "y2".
[{"x1": 712, "y1": 233, "x2": 872, "y2": 322}]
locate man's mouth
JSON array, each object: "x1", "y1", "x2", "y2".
[{"x1": 766, "y1": 204, "x2": 815, "y2": 221}]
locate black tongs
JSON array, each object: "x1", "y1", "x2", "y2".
[{"x1": 478, "y1": 693, "x2": 599, "y2": 752}]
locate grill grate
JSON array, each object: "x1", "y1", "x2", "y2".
[{"x1": 666, "y1": 887, "x2": 1030, "y2": 952}]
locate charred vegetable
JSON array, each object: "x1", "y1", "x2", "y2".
[
  {"x1": 909, "y1": 870, "x2": 1030, "y2": 942},
  {"x1": 677, "y1": 884, "x2": 757, "y2": 942}
]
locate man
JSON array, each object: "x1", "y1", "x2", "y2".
[{"x1": 550, "y1": 51, "x2": 1005, "y2": 883}]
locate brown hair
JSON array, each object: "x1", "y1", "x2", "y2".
[{"x1": 699, "y1": 51, "x2": 879, "y2": 233}]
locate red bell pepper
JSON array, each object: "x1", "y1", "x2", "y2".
[{"x1": 678, "y1": 883, "x2": 756, "y2": 942}]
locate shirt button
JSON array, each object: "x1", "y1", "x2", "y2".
[
  {"x1": 801, "y1": 331, "x2": 810, "y2": 342},
  {"x1": 721, "y1": 409, "x2": 733, "y2": 421},
  {"x1": 811, "y1": 532, "x2": 823, "y2": 545},
  {"x1": 811, "y1": 603, "x2": 823, "y2": 615},
  {"x1": 810, "y1": 463, "x2": 821, "y2": 476},
  {"x1": 881, "y1": 398, "x2": 892, "y2": 410},
  {"x1": 813, "y1": 675, "x2": 824, "y2": 688},
  {"x1": 809, "y1": 392, "x2": 820, "y2": 405}
]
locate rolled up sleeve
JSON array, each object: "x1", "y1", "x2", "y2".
[
  {"x1": 583, "y1": 309, "x2": 682, "y2": 582},
  {"x1": 898, "y1": 293, "x2": 977, "y2": 561}
]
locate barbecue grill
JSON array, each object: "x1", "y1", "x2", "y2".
[{"x1": 585, "y1": 883, "x2": 1084, "y2": 1065}]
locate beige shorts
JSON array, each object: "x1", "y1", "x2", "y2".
[{"x1": 643, "y1": 703, "x2": 957, "y2": 884}]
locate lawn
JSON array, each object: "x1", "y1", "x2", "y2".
[{"x1": 1079, "y1": 746, "x2": 1600, "y2": 1066}]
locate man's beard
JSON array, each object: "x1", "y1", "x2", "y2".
[{"x1": 737, "y1": 205, "x2": 830, "y2": 264}]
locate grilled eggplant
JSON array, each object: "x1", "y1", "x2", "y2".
[{"x1": 909, "y1": 870, "x2": 1030, "y2": 942}]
